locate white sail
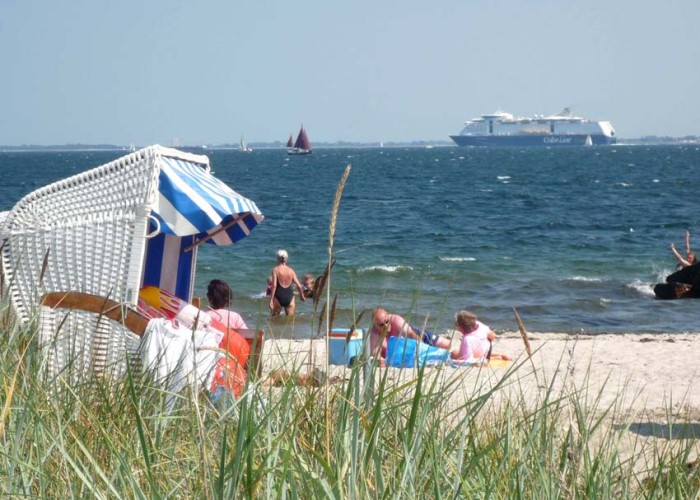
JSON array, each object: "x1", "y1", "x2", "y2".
[{"x1": 239, "y1": 135, "x2": 253, "y2": 152}]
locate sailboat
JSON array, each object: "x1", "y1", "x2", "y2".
[
  {"x1": 584, "y1": 135, "x2": 593, "y2": 146},
  {"x1": 287, "y1": 125, "x2": 312, "y2": 155},
  {"x1": 239, "y1": 135, "x2": 253, "y2": 152}
]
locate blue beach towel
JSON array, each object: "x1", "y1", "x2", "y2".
[{"x1": 386, "y1": 337, "x2": 450, "y2": 367}]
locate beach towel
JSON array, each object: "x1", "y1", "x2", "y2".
[
  {"x1": 386, "y1": 337, "x2": 450, "y2": 367},
  {"x1": 139, "y1": 318, "x2": 222, "y2": 401}
]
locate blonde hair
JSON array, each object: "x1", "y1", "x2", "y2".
[
  {"x1": 455, "y1": 310, "x2": 477, "y2": 331},
  {"x1": 277, "y1": 249, "x2": 288, "y2": 263}
]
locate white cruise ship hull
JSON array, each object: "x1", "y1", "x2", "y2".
[
  {"x1": 450, "y1": 109, "x2": 617, "y2": 147},
  {"x1": 450, "y1": 134, "x2": 616, "y2": 147}
]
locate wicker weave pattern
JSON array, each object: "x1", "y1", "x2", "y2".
[
  {"x1": 1, "y1": 149, "x2": 163, "y2": 320},
  {"x1": 0, "y1": 146, "x2": 203, "y2": 382}
]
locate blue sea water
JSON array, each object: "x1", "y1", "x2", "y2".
[{"x1": 1, "y1": 145, "x2": 698, "y2": 335}]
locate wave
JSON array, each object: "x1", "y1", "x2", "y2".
[
  {"x1": 439, "y1": 256, "x2": 476, "y2": 262},
  {"x1": 357, "y1": 265, "x2": 413, "y2": 274},
  {"x1": 566, "y1": 276, "x2": 605, "y2": 283},
  {"x1": 497, "y1": 176, "x2": 511, "y2": 180},
  {"x1": 626, "y1": 279, "x2": 655, "y2": 297}
]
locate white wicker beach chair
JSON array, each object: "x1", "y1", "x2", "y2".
[{"x1": 0, "y1": 145, "x2": 263, "y2": 386}]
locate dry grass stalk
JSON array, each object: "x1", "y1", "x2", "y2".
[
  {"x1": 39, "y1": 248, "x2": 50, "y2": 285},
  {"x1": 345, "y1": 311, "x2": 365, "y2": 343},
  {"x1": 316, "y1": 302, "x2": 327, "y2": 338},
  {"x1": 513, "y1": 307, "x2": 531, "y2": 357},
  {"x1": 327, "y1": 294, "x2": 338, "y2": 335},
  {"x1": 313, "y1": 259, "x2": 336, "y2": 308},
  {"x1": 324, "y1": 164, "x2": 351, "y2": 460},
  {"x1": 328, "y1": 165, "x2": 351, "y2": 251}
]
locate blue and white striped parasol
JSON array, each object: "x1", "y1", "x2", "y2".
[{"x1": 153, "y1": 155, "x2": 263, "y2": 245}]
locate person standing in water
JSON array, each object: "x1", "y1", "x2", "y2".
[
  {"x1": 671, "y1": 230, "x2": 697, "y2": 269},
  {"x1": 269, "y1": 249, "x2": 306, "y2": 316}
]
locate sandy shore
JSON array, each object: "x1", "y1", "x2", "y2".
[
  {"x1": 258, "y1": 330, "x2": 700, "y2": 466},
  {"x1": 260, "y1": 331, "x2": 700, "y2": 414}
]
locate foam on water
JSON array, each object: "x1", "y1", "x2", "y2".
[
  {"x1": 357, "y1": 265, "x2": 414, "y2": 274},
  {"x1": 627, "y1": 279, "x2": 655, "y2": 297},
  {"x1": 567, "y1": 276, "x2": 605, "y2": 283}
]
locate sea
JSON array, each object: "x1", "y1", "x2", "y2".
[{"x1": 1, "y1": 145, "x2": 698, "y2": 336}]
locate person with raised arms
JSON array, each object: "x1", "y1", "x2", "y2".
[{"x1": 671, "y1": 230, "x2": 697, "y2": 269}]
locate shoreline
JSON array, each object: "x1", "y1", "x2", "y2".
[{"x1": 258, "y1": 330, "x2": 700, "y2": 469}]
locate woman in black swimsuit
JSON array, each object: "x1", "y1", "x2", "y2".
[{"x1": 269, "y1": 249, "x2": 306, "y2": 316}]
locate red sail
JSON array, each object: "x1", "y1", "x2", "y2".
[
  {"x1": 286, "y1": 134, "x2": 294, "y2": 148},
  {"x1": 293, "y1": 126, "x2": 311, "y2": 151}
]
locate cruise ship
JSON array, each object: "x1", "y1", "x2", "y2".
[{"x1": 450, "y1": 108, "x2": 616, "y2": 147}]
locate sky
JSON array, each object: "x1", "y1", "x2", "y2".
[{"x1": 1, "y1": 0, "x2": 698, "y2": 146}]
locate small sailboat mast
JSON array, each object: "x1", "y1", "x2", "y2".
[
  {"x1": 287, "y1": 125, "x2": 312, "y2": 155},
  {"x1": 294, "y1": 126, "x2": 311, "y2": 151}
]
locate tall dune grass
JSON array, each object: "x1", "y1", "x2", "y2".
[{"x1": 1, "y1": 307, "x2": 699, "y2": 497}]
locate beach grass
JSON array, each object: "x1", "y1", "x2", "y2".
[{"x1": 1, "y1": 308, "x2": 699, "y2": 498}]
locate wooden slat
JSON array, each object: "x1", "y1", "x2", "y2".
[{"x1": 41, "y1": 291, "x2": 150, "y2": 336}]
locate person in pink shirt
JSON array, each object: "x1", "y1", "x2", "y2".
[
  {"x1": 206, "y1": 279, "x2": 248, "y2": 330},
  {"x1": 451, "y1": 310, "x2": 509, "y2": 365},
  {"x1": 205, "y1": 279, "x2": 252, "y2": 371},
  {"x1": 451, "y1": 310, "x2": 493, "y2": 364}
]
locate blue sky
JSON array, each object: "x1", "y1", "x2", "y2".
[{"x1": 1, "y1": 0, "x2": 698, "y2": 145}]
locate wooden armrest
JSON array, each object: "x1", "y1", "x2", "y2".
[
  {"x1": 235, "y1": 328, "x2": 265, "y2": 376},
  {"x1": 41, "y1": 291, "x2": 150, "y2": 336}
]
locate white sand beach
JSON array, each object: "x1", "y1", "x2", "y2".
[
  {"x1": 262, "y1": 331, "x2": 700, "y2": 413},
  {"x1": 259, "y1": 330, "x2": 700, "y2": 468}
]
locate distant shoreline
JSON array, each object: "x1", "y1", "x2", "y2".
[{"x1": 1, "y1": 136, "x2": 699, "y2": 152}]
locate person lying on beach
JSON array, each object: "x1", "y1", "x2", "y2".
[
  {"x1": 370, "y1": 307, "x2": 451, "y2": 359},
  {"x1": 671, "y1": 231, "x2": 697, "y2": 269},
  {"x1": 451, "y1": 310, "x2": 510, "y2": 365}
]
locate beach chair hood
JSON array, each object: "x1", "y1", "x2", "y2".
[
  {"x1": 153, "y1": 152, "x2": 263, "y2": 245},
  {"x1": 0, "y1": 145, "x2": 263, "y2": 383},
  {"x1": 0, "y1": 144, "x2": 263, "y2": 320}
]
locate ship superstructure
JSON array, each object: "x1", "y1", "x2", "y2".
[{"x1": 450, "y1": 108, "x2": 616, "y2": 146}]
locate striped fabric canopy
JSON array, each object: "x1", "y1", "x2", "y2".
[
  {"x1": 142, "y1": 151, "x2": 264, "y2": 301},
  {"x1": 153, "y1": 155, "x2": 264, "y2": 245}
]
